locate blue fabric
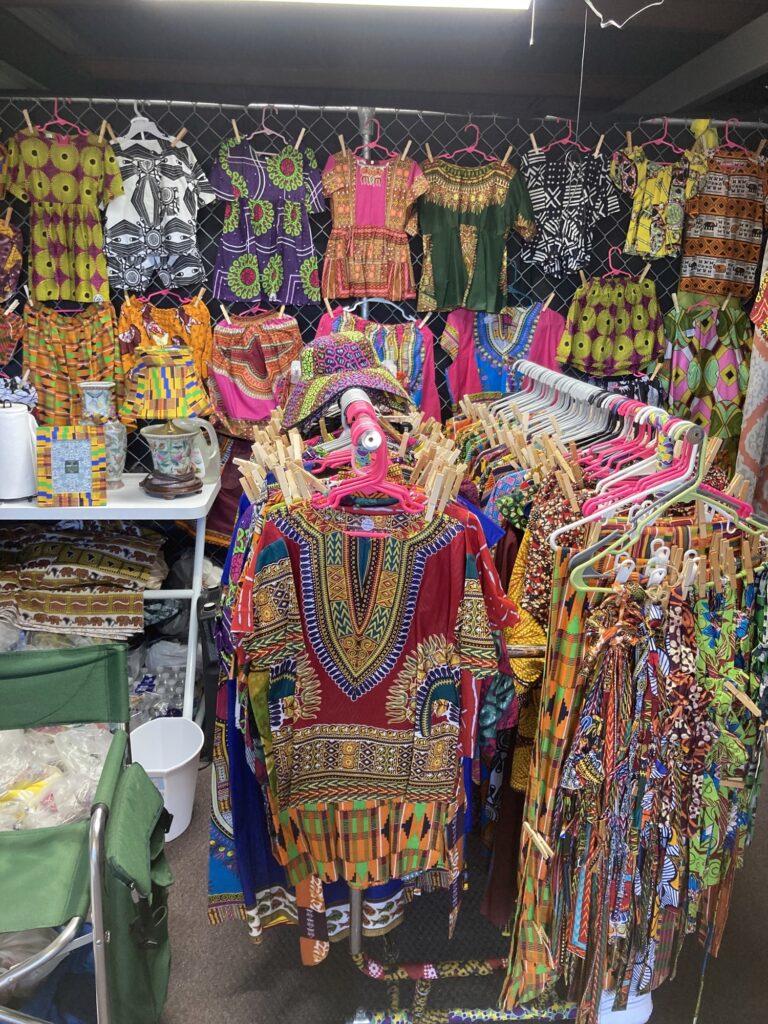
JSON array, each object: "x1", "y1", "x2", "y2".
[{"x1": 457, "y1": 495, "x2": 505, "y2": 547}]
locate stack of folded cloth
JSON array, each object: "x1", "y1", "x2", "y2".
[{"x1": 0, "y1": 524, "x2": 168, "y2": 640}]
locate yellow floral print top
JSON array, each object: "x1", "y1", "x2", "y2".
[{"x1": 610, "y1": 145, "x2": 708, "y2": 259}]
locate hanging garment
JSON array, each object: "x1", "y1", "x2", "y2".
[
  {"x1": 2, "y1": 127, "x2": 123, "y2": 302},
  {"x1": 210, "y1": 139, "x2": 325, "y2": 304},
  {"x1": 441, "y1": 302, "x2": 565, "y2": 402},
  {"x1": 518, "y1": 150, "x2": 619, "y2": 278},
  {"x1": 417, "y1": 159, "x2": 535, "y2": 313},
  {"x1": 117, "y1": 294, "x2": 212, "y2": 384},
  {"x1": 315, "y1": 307, "x2": 442, "y2": 420},
  {"x1": 0, "y1": 215, "x2": 22, "y2": 300},
  {"x1": 660, "y1": 303, "x2": 752, "y2": 468},
  {"x1": 736, "y1": 253, "x2": 768, "y2": 513},
  {"x1": 120, "y1": 341, "x2": 213, "y2": 422},
  {"x1": 208, "y1": 311, "x2": 304, "y2": 436},
  {"x1": 557, "y1": 275, "x2": 664, "y2": 377},
  {"x1": 321, "y1": 152, "x2": 426, "y2": 302},
  {"x1": 23, "y1": 302, "x2": 121, "y2": 425},
  {"x1": 610, "y1": 146, "x2": 707, "y2": 259},
  {"x1": 679, "y1": 147, "x2": 768, "y2": 299},
  {"x1": 104, "y1": 137, "x2": 215, "y2": 291},
  {"x1": 0, "y1": 308, "x2": 23, "y2": 367}
]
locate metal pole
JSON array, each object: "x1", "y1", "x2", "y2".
[
  {"x1": 357, "y1": 106, "x2": 375, "y2": 324},
  {"x1": 349, "y1": 887, "x2": 364, "y2": 956}
]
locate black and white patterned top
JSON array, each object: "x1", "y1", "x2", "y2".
[
  {"x1": 104, "y1": 137, "x2": 215, "y2": 292},
  {"x1": 519, "y1": 149, "x2": 620, "y2": 278}
]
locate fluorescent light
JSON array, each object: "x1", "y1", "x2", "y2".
[{"x1": 145, "y1": 1, "x2": 533, "y2": 9}]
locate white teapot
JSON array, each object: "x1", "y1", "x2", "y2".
[
  {"x1": 171, "y1": 418, "x2": 221, "y2": 483},
  {"x1": 0, "y1": 402, "x2": 37, "y2": 500}
]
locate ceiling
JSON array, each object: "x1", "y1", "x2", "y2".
[{"x1": 0, "y1": 0, "x2": 767, "y2": 120}]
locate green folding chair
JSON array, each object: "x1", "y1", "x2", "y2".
[{"x1": 0, "y1": 645, "x2": 172, "y2": 1024}]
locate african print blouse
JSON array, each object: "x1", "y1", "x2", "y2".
[
  {"x1": 679, "y1": 147, "x2": 768, "y2": 299},
  {"x1": 417, "y1": 159, "x2": 535, "y2": 314},
  {"x1": 441, "y1": 302, "x2": 564, "y2": 401},
  {"x1": 321, "y1": 152, "x2": 426, "y2": 302},
  {"x1": 245, "y1": 502, "x2": 498, "y2": 886},
  {"x1": 518, "y1": 149, "x2": 619, "y2": 278},
  {"x1": 610, "y1": 146, "x2": 707, "y2": 259},
  {"x1": 2, "y1": 127, "x2": 123, "y2": 302},
  {"x1": 104, "y1": 137, "x2": 215, "y2": 292},
  {"x1": 210, "y1": 140, "x2": 325, "y2": 305},
  {"x1": 0, "y1": 216, "x2": 22, "y2": 301},
  {"x1": 658, "y1": 302, "x2": 752, "y2": 468},
  {"x1": 316, "y1": 307, "x2": 442, "y2": 420},
  {"x1": 558, "y1": 274, "x2": 664, "y2": 377}
]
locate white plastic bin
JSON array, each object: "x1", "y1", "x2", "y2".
[{"x1": 130, "y1": 717, "x2": 204, "y2": 841}]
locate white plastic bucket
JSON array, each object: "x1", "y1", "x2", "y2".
[{"x1": 130, "y1": 717, "x2": 204, "y2": 841}]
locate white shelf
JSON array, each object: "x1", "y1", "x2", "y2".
[{"x1": 0, "y1": 474, "x2": 221, "y2": 522}]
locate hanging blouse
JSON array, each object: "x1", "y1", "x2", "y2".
[
  {"x1": 0, "y1": 215, "x2": 22, "y2": 301},
  {"x1": 557, "y1": 275, "x2": 664, "y2": 377},
  {"x1": 2, "y1": 127, "x2": 123, "y2": 302},
  {"x1": 210, "y1": 140, "x2": 325, "y2": 304},
  {"x1": 659, "y1": 303, "x2": 752, "y2": 468},
  {"x1": 417, "y1": 159, "x2": 535, "y2": 313},
  {"x1": 321, "y1": 152, "x2": 426, "y2": 302},
  {"x1": 104, "y1": 137, "x2": 215, "y2": 292},
  {"x1": 117, "y1": 294, "x2": 212, "y2": 382},
  {"x1": 518, "y1": 149, "x2": 618, "y2": 278},
  {"x1": 315, "y1": 307, "x2": 442, "y2": 420},
  {"x1": 610, "y1": 145, "x2": 708, "y2": 259},
  {"x1": 679, "y1": 147, "x2": 768, "y2": 299},
  {"x1": 441, "y1": 302, "x2": 565, "y2": 402},
  {"x1": 208, "y1": 310, "x2": 304, "y2": 436}
]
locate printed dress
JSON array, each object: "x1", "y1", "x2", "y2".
[
  {"x1": 321, "y1": 152, "x2": 426, "y2": 301},
  {"x1": 418, "y1": 159, "x2": 536, "y2": 313},
  {"x1": 104, "y1": 137, "x2": 215, "y2": 291},
  {"x1": 210, "y1": 140, "x2": 325, "y2": 305},
  {"x1": 610, "y1": 146, "x2": 707, "y2": 259},
  {"x1": 679, "y1": 147, "x2": 768, "y2": 299},
  {"x1": 2, "y1": 127, "x2": 123, "y2": 302}
]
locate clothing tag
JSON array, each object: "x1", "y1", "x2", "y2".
[
  {"x1": 360, "y1": 516, "x2": 375, "y2": 532},
  {"x1": 685, "y1": 328, "x2": 697, "y2": 337},
  {"x1": 93, "y1": 294, "x2": 104, "y2": 303},
  {"x1": 290, "y1": 360, "x2": 302, "y2": 383}
]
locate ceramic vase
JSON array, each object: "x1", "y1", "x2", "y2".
[
  {"x1": 78, "y1": 381, "x2": 127, "y2": 489},
  {"x1": 139, "y1": 422, "x2": 197, "y2": 477}
]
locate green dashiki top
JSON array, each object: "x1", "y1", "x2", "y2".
[{"x1": 417, "y1": 159, "x2": 536, "y2": 315}]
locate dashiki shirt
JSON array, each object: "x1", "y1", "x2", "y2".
[
  {"x1": 610, "y1": 146, "x2": 708, "y2": 259},
  {"x1": 2, "y1": 127, "x2": 123, "y2": 302},
  {"x1": 315, "y1": 307, "x2": 442, "y2": 420},
  {"x1": 321, "y1": 153, "x2": 426, "y2": 302},
  {"x1": 441, "y1": 303, "x2": 565, "y2": 402},
  {"x1": 104, "y1": 136, "x2": 215, "y2": 291},
  {"x1": 208, "y1": 310, "x2": 304, "y2": 436},
  {"x1": 0, "y1": 215, "x2": 22, "y2": 300},
  {"x1": 417, "y1": 159, "x2": 535, "y2": 313},
  {"x1": 658, "y1": 302, "x2": 752, "y2": 468},
  {"x1": 557, "y1": 274, "x2": 664, "y2": 377},
  {"x1": 518, "y1": 149, "x2": 619, "y2": 278},
  {"x1": 244, "y1": 501, "x2": 498, "y2": 895},
  {"x1": 210, "y1": 140, "x2": 325, "y2": 304},
  {"x1": 679, "y1": 147, "x2": 768, "y2": 299}
]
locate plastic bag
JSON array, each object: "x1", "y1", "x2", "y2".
[{"x1": 0, "y1": 928, "x2": 59, "y2": 999}]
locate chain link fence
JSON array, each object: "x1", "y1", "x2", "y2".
[{"x1": 1, "y1": 97, "x2": 766, "y2": 1020}]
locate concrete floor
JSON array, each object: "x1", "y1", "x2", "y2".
[{"x1": 163, "y1": 768, "x2": 768, "y2": 1024}]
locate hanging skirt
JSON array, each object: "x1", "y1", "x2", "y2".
[{"x1": 23, "y1": 302, "x2": 121, "y2": 425}]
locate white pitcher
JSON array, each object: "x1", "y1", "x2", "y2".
[
  {"x1": 0, "y1": 402, "x2": 37, "y2": 500},
  {"x1": 171, "y1": 418, "x2": 221, "y2": 483}
]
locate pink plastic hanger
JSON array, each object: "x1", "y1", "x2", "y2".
[
  {"x1": 540, "y1": 119, "x2": 591, "y2": 155},
  {"x1": 352, "y1": 117, "x2": 398, "y2": 161},
  {"x1": 603, "y1": 245, "x2": 633, "y2": 278},
  {"x1": 641, "y1": 117, "x2": 685, "y2": 157},
  {"x1": 718, "y1": 118, "x2": 752, "y2": 158},
  {"x1": 438, "y1": 123, "x2": 497, "y2": 163},
  {"x1": 38, "y1": 97, "x2": 89, "y2": 138},
  {"x1": 136, "y1": 288, "x2": 190, "y2": 304},
  {"x1": 246, "y1": 105, "x2": 288, "y2": 147}
]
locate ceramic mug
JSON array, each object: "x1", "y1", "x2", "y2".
[{"x1": 140, "y1": 424, "x2": 196, "y2": 478}]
